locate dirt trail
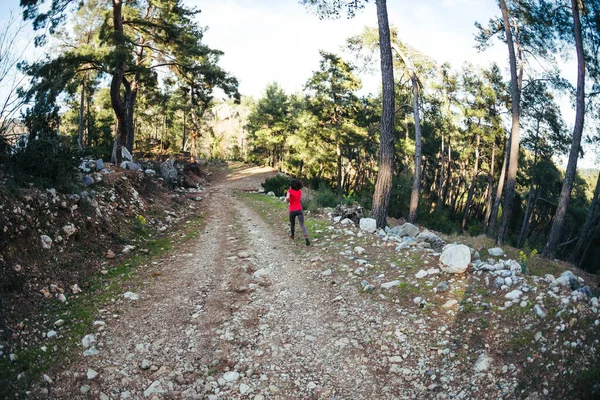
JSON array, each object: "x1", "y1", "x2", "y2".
[{"x1": 46, "y1": 165, "x2": 404, "y2": 400}]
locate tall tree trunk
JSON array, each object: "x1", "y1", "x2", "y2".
[
  {"x1": 461, "y1": 133, "x2": 481, "y2": 232},
  {"x1": 125, "y1": 80, "x2": 138, "y2": 152},
  {"x1": 77, "y1": 77, "x2": 85, "y2": 152},
  {"x1": 391, "y1": 43, "x2": 422, "y2": 224},
  {"x1": 543, "y1": 0, "x2": 585, "y2": 258},
  {"x1": 182, "y1": 105, "x2": 187, "y2": 152},
  {"x1": 483, "y1": 144, "x2": 496, "y2": 227},
  {"x1": 110, "y1": 0, "x2": 127, "y2": 165},
  {"x1": 497, "y1": 0, "x2": 523, "y2": 246},
  {"x1": 572, "y1": 172, "x2": 600, "y2": 262},
  {"x1": 336, "y1": 142, "x2": 343, "y2": 194},
  {"x1": 370, "y1": 0, "x2": 396, "y2": 229},
  {"x1": 189, "y1": 90, "x2": 202, "y2": 158},
  {"x1": 517, "y1": 121, "x2": 541, "y2": 248},
  {"x1": 487, "y1": 143, "x2": 508, "y2": 237},
  {"x1": 86, "y1": 91, "x2": 91, "y2": 146},
  {"x1": 438, "y1": 132, "x2": 445, "y2": 204},
  {"x1": 518, "y1": 183, "x2": 540, "y2": 248},
  {"x1": 578, "y1": 214, "x2": 600, "y2": 269}
]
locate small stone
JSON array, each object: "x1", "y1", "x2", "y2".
[
  {"x1": 442, "y1": 300, "x2": 458, "y2": 308},
  {"x1": 534, "y1": 304, "x2": 547, "y2": 318},
  {"x1": 359, "y1": 218, "x2": 377, "y2": 233},
  {"x1": 40, "y1": 235, "x2": 53, "y2": 249},
  {"x1": 413, "y1": 297, "x2": 422, "y2": 305},
  {"x1": 354, "y1": 246, "x2": 366, "y2": 255},
  {"x1": 474, "y1": 353, "x2": 493, "y2": 372},
  {"x1": 47, "y1": 330, "x2": 57, "y2": 339},
  {"x1": 80, "y1": 385, "x2": 91, "y2": 394},
  {"x1": 144, "y1": 381, "x2": 166, "y2": 397},
  {"x1": 87, "y1": 368, "x2": 99, "y2": 380},
  {"x1": 106, "y1": 249, "x2": 116, "y2": 259},
  {"x1": 307, "y1": 381, "x2": 317, "y2": 390},
  {"x1": 83, "y1": 347, "x2": 99, "y2": 357},
  {"x1": 415, "y1": 270, "x2": 428, "y2": 279},
  {"x1": 141, "y1": 359, "x2": 151, "y2": 370},
  {"x1": 381, "y1": 280, "x2": 401, "y2": 290},
  {"x1": 493, "y1": 277, "x2": 504, "y2": 289},
  {"x1": 43, "y1": 374, "x2": 53, "y2": 384},
  {"x1": 505, "y1": 290, "x2": 523, "y2": 300},
  {"x1": 436, "y1": 281, "x2": 449, "y2": 292},
  {"x1": 82, "y1": 334, "x2": 95, "y2": 348},
  {"x1": 488, "y1": 247, "x2": 504, "y2": 257},
  {"x1": 56, "y1": 293, "x2": 67, "y2": 303},
  {"x1": 240, "y1": 383, "x2": 251, "y2": 394},
  {"x1": 223, "y1": 371, "x2": 240, "y2": 382},
  {"x1": 123, "y1": 292, "x2": 139, "y2": 301}
]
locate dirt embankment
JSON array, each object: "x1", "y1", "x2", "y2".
[{"x1": 0, "y1": 161, "x2": 212, "y2": 347}]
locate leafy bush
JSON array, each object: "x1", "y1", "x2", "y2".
[
  {"x1": 7, "y1": 135, "x2": 78, "y2": 191},
  {"x1": 419, "y1": 208, "x2": 459, "y2": 235},
  {"x1": 314, "y1": 186, "x2": 340, "y2": 208},
  {"x1": 261, "y1": 175, "x2": 291, "y2": 196}
]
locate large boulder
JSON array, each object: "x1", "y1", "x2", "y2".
[
  {"x1": 439, "y1": 244, "x2": 471, "y2": 274},
  {"x1": 159, "y1": 160, "x2": 179, "y2": 185},
  {"x1": 416, "y1": 230, "x2": 446, "y2": 250},
  {"x1": 359, "y1": 218, "x2": 377, "y2": 233},
  {"x1": 392, "y1": 222, "x2": 420, "y2": 238}
]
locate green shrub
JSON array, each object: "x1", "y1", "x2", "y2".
[
  {"x1": 314, "y1": 186, "x2": 340, "y2": 208},
  {"x1": 261, "y1": 175, "x2": 291, "y2": 196},
  {"x1": 7, "y1": 135, "x2": 78, "y2": 191}
]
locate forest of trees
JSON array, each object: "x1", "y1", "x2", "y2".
[{"x1": 0, "y1": 0, "x2": 599, "y2": 271}]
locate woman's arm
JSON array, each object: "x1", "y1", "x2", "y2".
[{"x1": 285, "y1": 189, "x2": 291, "y2": 203}]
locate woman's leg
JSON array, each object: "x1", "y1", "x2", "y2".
[
  {"x1": 297, "y1": 211, "x2": 308, "y2": 237},
  {"x1": 289, "y1": 211, "x2": 296, "y2": 238}
]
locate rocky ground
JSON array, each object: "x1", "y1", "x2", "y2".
[{"x1": 3, "y1": 164, "x2": 600, "y2": 399}]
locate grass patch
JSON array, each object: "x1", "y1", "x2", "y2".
[{"x1": 238, "y1": 192, "x2": 329, "y2": 241}]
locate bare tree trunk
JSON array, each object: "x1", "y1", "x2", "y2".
[
  {"x1": 443, "y1": 141, "x2": 452, "y2": 210},
  {"x1": 408, "y1": 77, "x2": 422, "y2": 223},
  {"x1": 370, "y1": 0, "x2": 396, "y2": 229},
  {"x1": 391, "y1": 43, "x2": 422, "y2": 224},
  {"x1": 182, "y1": 105, "x2": 187, "y2": 152},
  {"x1": 461, "y1": 133, "x2": 481, "y2": 232},
  {"x1": 578, "y1": 214, "x2": 600, "y2": 269},
  {"x1": 77, "y1": 78, "x2": 85, "y2": 152},
  {"x1": 110, "y1": 0, "x2": 127, "y2": 165},
  {"x1": 497, "y1": 0, "x2": 523, "y2": 246},
  {"x1": 518, "y1": 123, "x2": 541, "y2": 248},
  {"x1": 336, "y1": 142, "x2": 343, "y2": 194},
  {"x1": 125, "y1": 80, "x2": 138, "y2": 153},
  {"x1": 572, "y1": 171, "x2": 600, "y2": 262},
  {"x1": 543, "y1": 0, "x2": 586, "y2": 258},
  {"x1": 487, "y1": 144, "x2": 508, "y2": 237},
  {"x1": 438, "y1": 132, "x2": 445, "y2": 204},
  {"x1": 189, "y1": 90, "x2": 202, "y2": 158},
  {"x1": 483, "y1": 144, "x2": 496, "y2": 227},
  {"x1": 86, "y1": 91, "x2": 91, "y2": 146}
]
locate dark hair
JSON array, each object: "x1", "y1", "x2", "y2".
[{"x1": 290, "y1": 179, "x2": 302, "y2": 191}]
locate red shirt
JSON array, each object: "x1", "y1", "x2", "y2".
[{"x1": 288, "y1": 189, "x2": 302, "y2": 211}]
